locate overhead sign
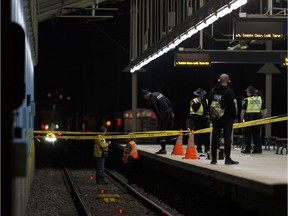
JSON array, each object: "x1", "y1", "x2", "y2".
[
  {"x1": 233, "y1": 17, "x2": 286, "y2": 40},
  {"x1": 174, "y1": 50, "x2": 286, "y2": 66},
  {"x1": 174, "y1": 52, "x2": 210, "y2": 67}
]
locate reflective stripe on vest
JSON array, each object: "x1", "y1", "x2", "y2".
[
  {"x1": 190, "y1": 98, "x2": 208, "y2": 115},
  {"x1": 246, "y1": 96, "x2": 262, "y2": 113}
]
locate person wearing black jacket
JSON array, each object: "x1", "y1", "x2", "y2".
[
  {"x1": 208, "y1": 74, "x2": 239, "y2": 165},
  {"x1": 141, "y1": 89, "x2": 175, "y2": 154}
]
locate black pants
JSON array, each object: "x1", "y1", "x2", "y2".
[
  {"x1": 211, "y1": 118, "x2": 233, "y2": 160},
  {"x1": 158, "y1": 113, "x2": 174, "y2": 150},
  {"x1": 244, "y1": 125, "x2": 261, "y2": 151},
  {"x1": 192, "y1": 117, "x2": 210, "y2": 152},
  {"x1": 244, "y1": 114, "x2": 262, "y2": 151},
  {"x1": 124, "y1": 157, "x2": 139, "y2": 184}
]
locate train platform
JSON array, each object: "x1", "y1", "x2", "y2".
[
  {"x1": 114, "y1": 143, "x2": 287, "y2": 216},
  {"x1": 137, "y1": 144, "x2": 287, "y2": 188}
]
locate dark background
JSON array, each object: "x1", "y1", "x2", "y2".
[{"x1": 35, "y1": 1, "x2": 287, "y2": 137}]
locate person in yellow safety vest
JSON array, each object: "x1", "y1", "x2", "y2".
[
  {"x1": 94, "y1": 126, "x2": 111, "y2": 185},
  {"x1": 190, "y1": 88, "x2": 210, "y2": 153},
  {"x1": 122, "y1": 135, "x2": 139, "y2": 184},
  {"x1": 240, "y1": 85, "x2": 267, "y2": 154}
]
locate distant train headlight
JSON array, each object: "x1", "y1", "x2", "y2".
[{"x1": 45, "y1": 133, "x2": 57, "y2": 142}]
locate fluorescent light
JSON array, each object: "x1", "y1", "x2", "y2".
[
  {"x1": 174, "y1": 38, "x2": 182, "y2": 46},
  {"x1": 154, "y1": 52, "x2": 161, "y2": 58},
  {"x1": 158, "y1": 49, "x2": 165, "y2": 56},
  {"x1": 205, "y1": 14, "x2": 218, "y2": 25},
  {"x1": 217, "y1": 5, "x2": 232, "y2": 17},
  {"x1": 150, "y1": 54, "x2": 157, "y2": 60},
  {"x1": 217, "y1": 0, "x2": 246, "y2": 17},
  {"x1": 187, "y1": 28, "x2": 198, "y2": 37},
  {"x1": 196, "y1": 21, "x2": 208, "y2": 31},
  {"x1": 131, "y1": 63, "x2": 142, "y2": 72},
  {"x1": 162, "y1": 46, "x2": 170, "y2": 53},
  {"x1": 147, "y1": 56, "x2": 152, "y2": 63},
  {"x1": 230, "y1": 0, "x2": 247, "y2": 10},
  {"x1": 168, "y1": 42, "x2": 177, "y2": 50},
  {"x1": 180, "y1": 33, "x2": 189, "y2": 41}
]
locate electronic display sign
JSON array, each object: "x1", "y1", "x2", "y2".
[
  {"x1": 174, "y1": 50, "x2": 285, "y2": 66},
  {"x1": 233, "y1": 18, "x2": 286, "y2": 40},
  {"x1": 174, "y1": 52, "x2": 210, "y2": 67}
]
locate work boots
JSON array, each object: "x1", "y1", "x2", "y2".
[
  {"x1": 224, "y1": 157, "x2": 239, "y2": 165},
  {"x1": 210, "y1": 159, "x2": 217, "y2": 165},
  {"x1": 155, "y1": 149, "x2": 167, "y2": 154}
]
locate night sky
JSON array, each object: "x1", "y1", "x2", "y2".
[{"x1": 35, "y1": 1, "x2": 287, "y2": 136}]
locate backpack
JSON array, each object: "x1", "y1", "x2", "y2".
[{"x1": 209, "y1": 100, "x2": 225, "y2": 119}]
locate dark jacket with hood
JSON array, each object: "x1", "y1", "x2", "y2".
[{"x1": 208, "y1": 84, "x2": 238, "y2": 122}]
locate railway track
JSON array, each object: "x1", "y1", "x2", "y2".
[
  {"x1": 62, "y1": 167, "x2": 91, "y2": 216},
  {"x1": 65, "y1": 166, "x2": 175, "y2": 215},
  {"x1": 105, "y1": 169, "x2": 175, "y2": 216},
  {"x1": 26, "y1": 140, "x2": 181, "y2": 216}
]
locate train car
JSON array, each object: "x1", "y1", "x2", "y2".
[
  {"x1": 2, "y1": 0, "x2": 37, "y2": 215},
  {"x1": 123, "y1": 108, "x2": 158, "y2": 143}
]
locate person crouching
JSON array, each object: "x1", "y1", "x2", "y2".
[{"x1": 122, "y1": 134, "x2": 139, "y2": 184}]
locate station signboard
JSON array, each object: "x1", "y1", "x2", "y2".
[
  {"x1": 174, "y1": 51, "x2": 210, "y2": 67},
  {"x1": 233, "y1": 17, "x2": 286, "y2": 40}
]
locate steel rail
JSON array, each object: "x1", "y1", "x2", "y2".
[
  {"x1": 105, "y1": 168, "x2": 175, "y2": 216},
  {"x1": 62, "y1": 167, "x2": 92, "y2": 216}
]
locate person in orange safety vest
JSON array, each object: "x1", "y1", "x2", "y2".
[
  {"x1": 122, "y1": 134, "x2": 139, "y2": 184},
  {"x1": 122, "y1": 135, "x2": 139, "y2": 163}
]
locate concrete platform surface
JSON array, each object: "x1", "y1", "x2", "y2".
[{"x1": 136, "y1": 144, "x2": 287, "y2": 187}]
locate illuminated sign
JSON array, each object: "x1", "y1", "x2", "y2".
[
  {"x1": 233, "y1": 18, "x2": 286, "y2": 40},
  {"x1": 174, "y1": 50, "x2": 285, "y2": 66},
  {"x1": 174, "y1": 52, "x2": 210, "y2": 67}
]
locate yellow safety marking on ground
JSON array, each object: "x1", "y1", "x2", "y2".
[
  {"x1": 97, "y1": 194, "x2": 120, "y2": 202},
  {"x1": 27, "y1": 115, "x2": 287, "y2": 140},
  {"x1": 97, "y1": 194, "x2": 120, "y2": 198},
  {"x1": 103, "y1": 198, "x2": 116, "y2": 202}
]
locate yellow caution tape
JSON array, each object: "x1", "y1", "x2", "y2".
[
  {"x1": 195, "y1": 115, "x2": 288, "y2": 134},
  {"x1": 27, "y1": 114, "x2": 287, "y2": 140},
  {"x1": 29, "y1": 131, "x2": 187, "y2": 140}
]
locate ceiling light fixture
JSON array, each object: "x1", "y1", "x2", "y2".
[{"x1": 130, "y1": 0, "x2": 247, "y2": 73}]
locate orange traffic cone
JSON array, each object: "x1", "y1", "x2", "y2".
[
  {"x1": 171, "y1": 130, "x2": 184, "y2": 155},
  {"x1": 183, "y1": 131, "x2": 199, "y2": 159}
]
